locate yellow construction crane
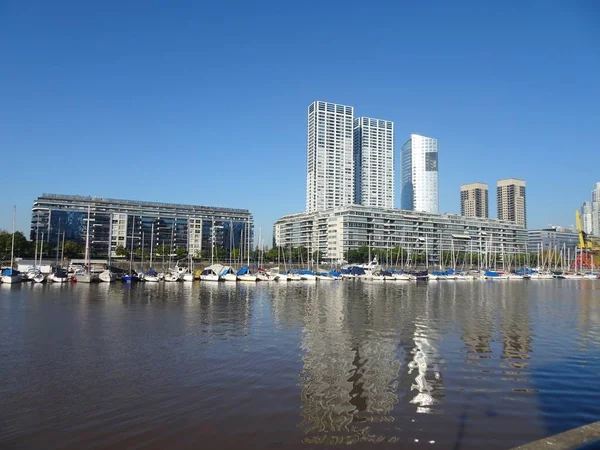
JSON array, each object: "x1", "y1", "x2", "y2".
[{"x1": 575, "y1": 210, "x2": 600, "y2": 268}]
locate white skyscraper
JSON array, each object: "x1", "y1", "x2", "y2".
[
  {"x1": 353, "y1": 117, "x2": 394, "y2": 209},
  {"x1": 400, "y1": 134, "x2": 438, "y2": 213},
  {"x1": 581, "y1": 201, "x2": 593, "y2": 235},
  {"x1": 306, "y1": 101, "x2": 354, "y2": 213},
  {"x1": 592, "y1": 182, "x2": 600, "y2": 236}
]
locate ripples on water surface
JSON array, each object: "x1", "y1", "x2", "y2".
[{"x1": 1, "y1": 280, "x2": 599, "y2": 449}]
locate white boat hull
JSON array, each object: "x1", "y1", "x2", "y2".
[
  {"x1": 222, "y1": 273, "x2": 237, "y2": 282},
  {"x1": 237, "y1": 274, "x2": 257, "y2": 282},
  {"x1": 316, "y1": 275, "x2": 339, "y2": 281},
  {"x1": 200, "y1": 274, "x2": 220, "y2": 282},
  {"x1": 300, "y1": 274, "x2": 317, "y2": 282},
  {"x1": 144, "y1": 275, "x2": 160, "y2": 282},
  {"x1": 529, "y1": 273, "x2": 554, "y2": 280},
  {"x1": 182, "y1": 273, "x2": 195, "y2": 282},
  {"x1": 99, "y1": 271, "x2": 116, "y2": 283},
  {"x1": 1, "y1": 275, "x2": 22, "y2": 284},
  {"x1": 33, "y1": 274, "x2": 46, "y2": 283},
  {"x1": 392, "y1": 274, "x2": 411, "y2": 281},
  {"x1": 48, "y1": 274, "x2": 69, "y2": 283}
]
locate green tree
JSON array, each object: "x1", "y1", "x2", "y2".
[
  {"x1": 156, "y1": 244, "x2": 170, "y2": 257},
  {"x1": 115, "y1": 245, "x2": 130, "y2": 258},
  {"x1": 214, "y1": 246, "x2": 226, "y2": 261},
  {"x1": 265, "y1": 247, "x2": 279, "y2": 263},
  {"x1": 0, "y1": 232, "x2": 33, "y2": 259},
  {"x1": 63, "y1": 240, "x2": 84, "y2": 258},
  {"x1": 174, "y1": 247, "x2": 187, "y2": 259}
]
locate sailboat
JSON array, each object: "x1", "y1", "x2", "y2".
[
  {"x1": 122, "y1": 215, "x2": 140, "y2": 282},
  {"x1": 49, "y1": 229, "x2": 68, "y2": 283},
  {"x1": 237, "y1": 218, "x2": 256, "y2": 282},
  {"x1": 144, "y1": 223, "x2": 161, "y2": 282},
  {"x1": 100, "y1": 214, "x2": 116, "y2": 282},
  {"x1": 1, "y1": 206, "x2": 22, "y2": 284},
  {"x1": 75, "y1": 206, "x2": 99, "y2": 283},
  {"x1": 182, "y1": 253, "x2": 195, "y2": 282},
  {"x1": 164, "y1": 218, "x2": 180, "y2": 282},
  {"x1": 221, "y1": 220, "x2": 238, "y2": 281}
]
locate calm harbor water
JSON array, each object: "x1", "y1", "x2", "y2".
[{"x1": 1, "y1": 280, "x2": 600, "y2": 449}]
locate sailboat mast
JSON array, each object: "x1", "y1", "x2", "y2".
[
  {"x1": 129, "y1": 215, "x2": 135, "y2": 274},
  {"x1": 150, "y1": 222, "x2": 154, "y2": 268},
  {"x1": 107, "y1": 214, "x2": 112, "y2": 270},
  {"x1": 10, "y1": 205, "x2": 16, "y2": 269},
  {"x1": 141, "y1": 231, "x2": 145, "y2": 270},
  {"x1": 247, "y1": 218, "x2": 250, "y2": 267},
  {"x1": 169, "y1": 217, "x2": 175, "y2": 269},
  {"x1": 211, "y1": 217, "x2": 215, "y2": 265},
  {"x1": 85, "y1": 205, "x2": 91, "y2": 271},
  {"x1": 425, "y1": 236, "x2": 428, "y2": 270},
  {"x1": 39, "y1": 232, "x2": 44, "y2": 268},
  {"x1": 61, "y1": 231, "x2": 65, "y2": 264},
  {"x1": 34, "y1": 216, "x2": 39, "y2": 270},
  {"x1": 56, "y1": 223, "x2": 61, "y2": 267},
  {"x1": 229, "y1": 220, "x2": 233, "y2": 266}
]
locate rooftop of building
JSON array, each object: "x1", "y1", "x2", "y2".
[
  {"x1": 34, "y1": 193, "x2": 250, "y2": 214},
  {"x1": 275, "y1": 204, "x2": 525, "y2": 228},
  {"x1": 497, "y1": 178, "x2": 526, "y2": 186},
  {"x1": 460, "y1": 182, "x2": 488, "y2": 189}
]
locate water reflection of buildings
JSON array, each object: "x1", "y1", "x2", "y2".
[
  {"x1": 298, "y1": 282, "x2": 403, "y2": 445},
  {"x1": 197, "y1": 283, "x2": 251, "y2": 337},
  {"x1": 460, "y1": 282, "x2": 494, "y2": 360},
  {"x1": 499, "y1": 283, "x2": 532, "y2": 369},
  {"x1": 577, "y1": 282, "x2": 600, "y2": 352},
  {"x1": 401, "y1": 283, "x2": 445, "y2": 415}
]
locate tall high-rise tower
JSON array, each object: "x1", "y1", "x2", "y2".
[
  {"x1": 581, "y1": 201, "x2": 593, "y2": 235},
  {"x1": 592, "y1": 182, "x2": 600, "y2": 236},
  {"x1": 306, "y1": 101, "x2": 354, "y2": 213},
  {"x1": 460, "y1": 182, "x2": 489, "y2": 218},
  {"x1": 353, "y1": 117, "x2": 394, "y2": 209},
  {"x1": 400, "y1": 134, "x2": 438, "y2": 213},
  {"x1": 497, "y1": 178, "x2": 527, "y2": 227}
]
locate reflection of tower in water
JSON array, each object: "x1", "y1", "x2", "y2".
[
  {"x1": 399, "y1": 283, "x2": 445, "y2": 414},
  {"x1": 197, "y1": 283, "x2": 251, "y2": 336},
  {"x1": 460, "y1": 282, "x2": 494, "y2": 360},
  {"x1": 499, "y1": 283, "x2": 532, "y2": 369},
  {"x1": 298, "y1": 283, "x2": 402, "y2": 444}
]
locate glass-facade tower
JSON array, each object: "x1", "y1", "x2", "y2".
[
  {"x1": 401, "y1": 134, "x2": 438, "y2": 213},
  {"x1": 30, "y1": 194, "x2": 253, "y2": 259}
]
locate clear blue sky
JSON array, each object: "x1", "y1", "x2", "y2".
[{"x1": 1, "y1": 0, "x2": 599, "y2": 242}]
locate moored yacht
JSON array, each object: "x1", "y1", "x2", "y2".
[
  {"x1": 237, "y1": 266, "x2": 257, "y2": 282},
  {"x1": 200, "y1": 264, "x2": 223, "y2": 282}
]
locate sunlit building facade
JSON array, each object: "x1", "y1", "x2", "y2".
[
  {"x1": 306, "y1": 101, "x2": 355, "y2": 213},
  {"x1": 30, "y1": 194, "x2": 253, "y2": 258},
  {"x1": 581, "y1": 201, "x2": 593, "y2": 235},
  {"x1": 527, "y1": 226, "x2": 579, "y2": 253},
  {"x1": 401, "y1": 134, "x2": 438, "y2": 213},
  {"x1": 460, "y1": 182, "x2": 489, "y2": 218},
  {"x1": 497, "y1": 178, "x2": 527, "y2": 228},
  {"x1": 592, "y1": 182, "x2": 600, "y2": 236},
  {"x1": 274, "y1": 204, "x2": 527, "y2": 264},
  {"x1": 353, "y1": 117, "x2": 394, "y2": 208}
]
